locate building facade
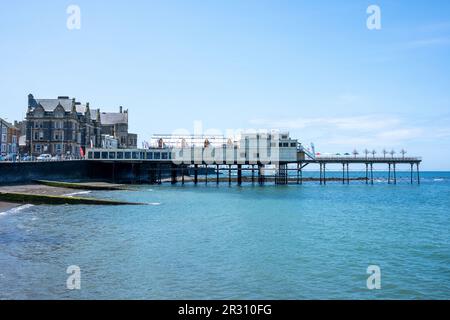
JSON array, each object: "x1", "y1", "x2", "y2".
[
  {"x1": 7, "y1": 126, "x2": 20, "y2": 155},
  {"x1": 25, "y1": 94, "x2": 102, "y2": 156},
  {"x1": 0, "y1": 118, "x2": 10, "y2": 156},
  {"x1": 100, "y1": 106, "x2": 137, "y2": 149}
]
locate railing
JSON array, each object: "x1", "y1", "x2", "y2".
[{"x1": 315, "y1": 156, "x2": 422, "y2": 161}]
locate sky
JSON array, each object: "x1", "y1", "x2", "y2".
[{"x1": 0, "y1": 0, "x2": 450, "y2": 170}]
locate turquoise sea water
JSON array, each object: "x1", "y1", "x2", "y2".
[{"x1": 0, "y1": 171, "x2": 449, "y2": 299}]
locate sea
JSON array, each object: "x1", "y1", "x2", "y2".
[{"x1": 0, "y1": 171, "x2": 449, "y2": 299}]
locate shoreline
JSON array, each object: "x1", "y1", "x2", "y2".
[{"x1": 0, "y1": 201, "x2": 19, "y2": 213}]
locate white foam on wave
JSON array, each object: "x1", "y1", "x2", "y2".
[
  {"x1": 64, "y1": 191, "x2": 92, "y2": 197},
  {"x1": 433, "y1": 178, "x2": 444, "y2": 182},
  {"x1": 0, "y1": 204, "x2": 35, "y2": 216},
  {"x1": 148, "y1": 202, "x2": 161, "y2": 206}
]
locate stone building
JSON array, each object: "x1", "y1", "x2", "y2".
[
  {"x1": 25, "y1": 94, "x2": 102, "y2": 156},
  {"x1": 100, "y1": 106, "x2": 137, "y2": 149}
]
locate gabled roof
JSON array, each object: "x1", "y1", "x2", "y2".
[
  {"x1": 28, "y1": 96, "x2": 98, "y2": 120},
  {"x1": 33, "y1": 98, "x2": 73, "y2": 112}
]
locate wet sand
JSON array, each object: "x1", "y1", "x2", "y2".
[{"x1": 0, "y1": 201, "x2": 19, "y2": 212}]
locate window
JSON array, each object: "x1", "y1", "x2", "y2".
[
  {"x1": 146, "y1": 152, "x2": 153, "y2": 160},
  {"x1": 1, "y1": 144, "x2": 5, "y2": 153},
  {"x1": 109, "y1": 152, "x2": 116, "y2": 159},
  {"x1": 162, "y1": 152, "x2": 168, "y2": 160},
  {"x1": 101, "y1": 152, "x2": 108, "y2": 159},
  {"x1": 35, "y1": 144, "x2": 41, "y2": 153},
  {"x1": 117, "y1": 152, "x2": 124, "y2": 159},
  {"x1": 125, "y1": 152, "x2": 131, "y2": 159},
  {"x1": 154, "y1": 152, "x2": 161, "y2": 160},
  {"x1": 54, "y1": 132, "x2": 61, "y2": 140},
  {"x1": 132, "y1": 152, "x2": 139, "y2": 159},
  {"x1": 54, "y1": 121, "x2": 63, "y2": 129},
  {"x1": 55, "y1": 144, "x2": 62, "y2": 153},
  {"x1": 94, "y1": 152, "x2": 100, "y2": 159},
  {"x1": 88, "y1": 152, "x2": 93, "y2": 159},
  {"x1": 291, "y1": 143, "x2": 296, "y2": 147}
]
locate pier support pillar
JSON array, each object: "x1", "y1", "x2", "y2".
[
  {"x1": 237, "y1": 164, "x2": 242, "y2": 186},
  {"x1": 370, "y1": 163, "x2": 374, "y2": 185},
  {"x1": 171, "y1": 165, "x2": 177, "y2": 185},
  {"x1": 228, "y1": 165, "x2": 232, "y2": 185},
  {"x1": 410, "y1": 163, "x2": 414, "y2": 184},
  {"x1": 388, "y1": 163, "x2": 391, "y2": 184},
  {"x1": 417, "y1": 163, "x2": 420, "y2": 185},
  {"x1": 181, "y1": 166, "x2": 185, "y2": 185},
  {"x1": 217, "y1": 165, "x2": 220, "y2": 185},
  {"x1": 300, "y1": 164, "x2": 303, "y2": 185},
  {"x1": 342, "y1": 163, "x2": 345, "y2": 184},
  {"x1": 194, "y1": 164, "x2": 198, "y2": 185},
  {"x1": 258, "y1": 165, "x2": 264, "y2": 185},
  {"x1": 346, "y1": 163, "x2": 350, "y2": 184},
  {"x1": 393, "y1": 163, "x2": 397, "y2": 185},
  {"x1": 365, "y1": 163, "x2": 369, "y2": 184},
  {"x1": 323, "y1": 163, "x2": 326, "y2": 185},
  {"x1": 205, "y1": 165, "x2": 208, "y2": 184},
  {"x1": 319, "y1": 163, "x2": 323, "y2": 185},
  {"x1": 252, "y1": 165, "x2": 255, "y2": 184}
]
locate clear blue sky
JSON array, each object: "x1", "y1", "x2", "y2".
[{"x1": 1, "y1": 0, "x2": 449, "y2": 169}]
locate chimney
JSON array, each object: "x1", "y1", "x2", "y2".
[
  {"x1": 28, "y1": 94, "x2": 34, "y2": 110},
  {"x1": 72, "y1": 98, "x2": 77, "y2": 113},
  {"x1": 120, "y1": 106, "x2": 123, "y2": 113},
  {"x1": 85, "y1": 102, "x2": 90, "y2": 114}
]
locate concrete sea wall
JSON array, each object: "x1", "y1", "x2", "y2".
[{"x1": 0, "y1": 161, "x2": 178, "y2": 185}]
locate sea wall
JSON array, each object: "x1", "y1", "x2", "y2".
[{"x1": 0, "y1": 161, "x2": 181, "y2": 185}]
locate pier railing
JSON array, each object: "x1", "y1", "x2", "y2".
[{"x1": 315, "y1": 156, "x2": 422, "y2": 162}]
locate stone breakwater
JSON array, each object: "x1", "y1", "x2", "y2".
[{"x1": 0, "y1": 183, "x2": 144, "y2": 207}]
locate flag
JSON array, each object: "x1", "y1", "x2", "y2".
[{"x1": 79, "y1": 147, "x2": 85, "y2": 158}]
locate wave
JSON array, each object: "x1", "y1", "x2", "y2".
[
  {"x1": 148, "y1": 202, "x2": 161, "y2": 206},
  {"x1": 64, "y1": 191, "x2": 92, "y2": 197},
  {"x1": 0, "y1": 204, "x2": 35, "y2": 216}
]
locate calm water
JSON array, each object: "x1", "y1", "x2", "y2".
[{"x1": 1, "y1": 171, "x2": 449, "y2": 299}]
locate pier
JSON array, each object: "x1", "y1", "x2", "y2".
[
  {"x1": 0, "y1": 132, "x2": 421, "y2": 186},
  {"x1": 85, "y1": 150, "x2": 422, "y2": 186}
]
